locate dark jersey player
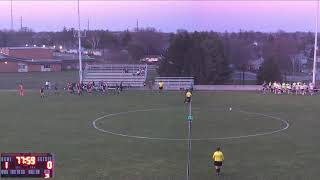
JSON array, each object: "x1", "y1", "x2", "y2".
[{"x1": 40, "y1": 87, "x2": 45, "y2": 98}]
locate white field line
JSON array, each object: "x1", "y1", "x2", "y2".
[{"x1": 92, "y1": 107, "x2": 290, "y2": 141}]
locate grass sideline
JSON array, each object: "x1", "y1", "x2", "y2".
[{"x1": 0, "y1": 91, "x2": 320, "y2": 180}]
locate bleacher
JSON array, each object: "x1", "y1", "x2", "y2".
[
  {"x1": 154, "y1": 77, "x2": 194, "y2": 90},
  {"x1": 83, "y1": 64, "x2": 148, "y2": 87}
]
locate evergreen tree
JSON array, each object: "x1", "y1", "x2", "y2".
[
  {"x1": 158, "y1": 32, "x2": 231, "y2": 84},
  {"x1": 257, "y1": 57, "x2": 282, "y2": 84}
]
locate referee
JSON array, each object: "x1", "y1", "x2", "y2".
[
  {"x1": 184, "y1": 90, "x2": 192, "y2": 103},
  {"x1": 212, "y1": 147, "x2": 224, "y2": 175},
  {"x1": 158, "y1": 81, "x2": 164, "y2": 93}
]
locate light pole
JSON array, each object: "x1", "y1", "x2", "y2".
[
  {"x1": 10, "y1": 0, "x2": 13, "y2": 31},
  {"x1": 77, "y1": 0, "x2": 83, "y2": 82},
  {"x1": 312, "y1": 0, "x2": 319, "y2": 85}
]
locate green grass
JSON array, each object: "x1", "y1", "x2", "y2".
[
  {"x1": 1, "y1": 91, "x2": 320, "y2": 180},
  {"x1": 0, "y1": 71, "x2": 78, "y2": 89}
]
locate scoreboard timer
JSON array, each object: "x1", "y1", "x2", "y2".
[{"x1": 0, "y1": 153, "x2": 54, "y2": 178}]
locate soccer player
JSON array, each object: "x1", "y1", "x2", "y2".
[
  {"x1": 40, "y1": 87, "x2": 45, "y2": 98},
  {"x1": 282, "y1": 82, "x2": 286, "y2": 94},
  {"x1": 262, "y1": 81, "x2": 267, "y2": 94},
  {"x1": 292, "y1": 82, "x2": 297, "y2": 95},
  {"x1": 102, "y1": 81, "x2": 107, "y2": 94},
  {"x1": 309, "y1": 82, "x2": 314, "y2": 96},
  {"x1": 302, "y1": 83, "x2": 307, "y2": 96},
  {"x1": 18, "y1": 83, "x2": 24, "y2": 96},
  {"x1": 296, "y1": 82, "x2": 301, "y2": 95},
  {"x1": 268, "y1": 82, "x2": 272, "y2": 93},
  {"x1": 184, "y1": 90, "x2": 192, "y2": 103},
  {"x1": 76, "y1": 83, "x2": 82, "y2": 96},
  {"x1": 212, "y1": 147, "x2": 224, "y2": 175},
  {"x1": 286, "y1": 83, "x2": 291, "y2": 95},
  {"x1": 158, "y1": 81, "x2": 164, "y2": 93},
  {"x1": 54, "y1": 83, "x2": 59, "y2": 95},
  {"x1": 115, "y1": 84, "x2": 120, "y2": 95},
  {"x1": 120, "y1": 81, "x2": 123, "y2": 92},
  {"x1": 272, "y1": 82, "x2": 277, "y2": 94},
  {"x1": 45, "y1": 81, "x2": 49, "y2": 90}
]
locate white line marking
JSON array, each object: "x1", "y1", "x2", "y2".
[{"x1": 92, "y1": 107, "x2": 290, "y2": 141}]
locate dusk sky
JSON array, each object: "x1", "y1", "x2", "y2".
[{"x1": 0, "y1": 1, "x2": 318, "y2": 32}]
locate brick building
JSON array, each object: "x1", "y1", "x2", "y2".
[
  {"x1": 0, "y1": 47, "x2": 53, "y2": 59},
  {"x1": 0, "y1": 47, "x2": 96, "y2": 72}
]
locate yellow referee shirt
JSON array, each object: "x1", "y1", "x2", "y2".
[{"x1": 212, "y1": 151, "x2": 224, "y2": 162}]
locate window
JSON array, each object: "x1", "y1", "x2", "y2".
[{"x1": 18, "y1": 65, "x2": 26, "y2": 69}]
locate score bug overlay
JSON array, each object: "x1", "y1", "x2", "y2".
[{"x1": 0, "y1": 153, "x2": 54, "y2": 178}]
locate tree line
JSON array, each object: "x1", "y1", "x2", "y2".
[
  {"x1": 0, "y1": 27, "x2": 169, "y2": 63},
  {"x1": 0, "y1": 28, "x2": 317, "y2": 84}
]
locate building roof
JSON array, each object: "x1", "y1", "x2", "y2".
[
  {"x1": 0, "y1": 53, "x2": 30, "y2": 62},
  {"x1": 0, "y1": 53, "x2": 61, "y2": 64},
  {"x1": 0, "y1": 52, "x2": 97, "y2": 65},
  {"x1": 143, "y1": 55, "x2": 162, "y2": 58},
  {"x1": 53, "y1": 52, "x2": 94, "y2": 60},
  {"x1": 5, "y1": 47, "x2": 51, "y2": 50},
  {"x1": 53, "y1": 52, "x2": 96, "y2": 63},
  {"x1": 24, "y1": 59, "x2": 62, "y2": 65}
]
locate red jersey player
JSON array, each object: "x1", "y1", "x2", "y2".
[{"x1": 18, "y1": 83, "x2": 24, "y2": 96}]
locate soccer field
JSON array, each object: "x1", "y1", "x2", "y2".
[{"x1": 1, "y1": 91, "x2": 320, "y2": 180}]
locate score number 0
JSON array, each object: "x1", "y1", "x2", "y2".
[{"x1": 45, "y1": 161, "x2": 53, "y2": 178}]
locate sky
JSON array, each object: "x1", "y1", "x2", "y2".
[{"x1": 0, "y1": 1, "x2": 318, "y2": 32}]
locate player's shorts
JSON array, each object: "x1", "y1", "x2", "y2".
[
  {"x1": 159, "y1": 87, "x2": 163, "y2": 90},
  {"x1": 214, "y1": 161, "x2": 222, "y2": 167}
]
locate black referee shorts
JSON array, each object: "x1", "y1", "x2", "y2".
[{"x1": 214, "y1": 161, "x2": 222, "y2": 167}]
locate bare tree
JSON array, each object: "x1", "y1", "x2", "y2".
[{"x1": 87, "y1": 30, "x2": 101, "y2": 50}]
